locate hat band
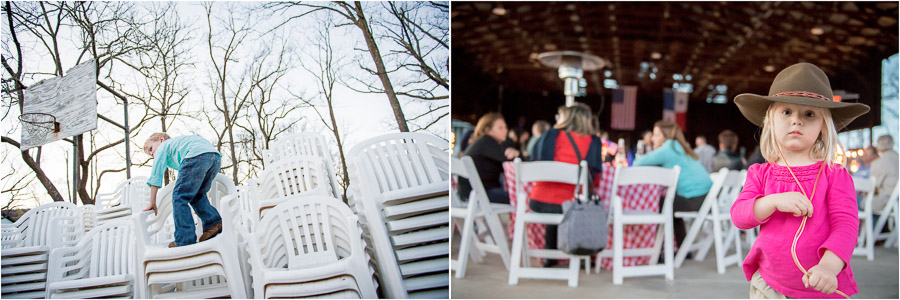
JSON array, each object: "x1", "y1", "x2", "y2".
[{"x1": 770, "y1": 91, "x2": 830, "y2": 101}]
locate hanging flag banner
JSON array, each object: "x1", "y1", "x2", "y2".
[{"x1": 611, "y1": 86, "x2": 637, "y2": 130}]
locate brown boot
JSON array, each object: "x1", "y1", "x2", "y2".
[
  {"x1": 199, "y1": 222, "x2": 223, "y2": 242},
  {"x1": 169, "y1": 242, "x2": 177, "y2": 248}
]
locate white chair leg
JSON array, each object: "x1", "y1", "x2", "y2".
[
  {"x1": 712, "y1": 216, "x2": 726, "y2": 274},
  {"x1": 649, "y1": 226, "x2": 664, "y2": 264},
  {"x1": 455, "y1": 212, "x2": 477, "y2": 278},
  {"x1": 675, "y1": 216, "x2": 704, "y2": 268},
  {"x1": 568, "y1": 255, "x2": 580, "y2": 287},
  {"x1": 612, "y1": 217, "x2": 624, "y2": 285},
  {"x1": 484, "y1": 212, "x2": 512, "y2": 270},
  {"x1": 507, "y1": 213, "x2": 526, "y2": 285},
  {"x1": 866, "y1": 214, "x2": 875, "y2": 261},
  {"x1": 665, "y1": 215, "x2": 674, "y2": 281}
]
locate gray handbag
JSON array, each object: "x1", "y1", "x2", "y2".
[{"x1": 557, "y1": 131, "x2": 608, "y2": 256}]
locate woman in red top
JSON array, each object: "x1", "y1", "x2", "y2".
[{"x1": 529, "y1": 103, "x2": 605, "y2": 263}]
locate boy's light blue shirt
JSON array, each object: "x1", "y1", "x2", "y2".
[
  {"x1": 632, "y1": 139, "x2": 713, "y2": 198},
  {"x1": 147, "y1": 135, "x2": 220, "y2": 187}
]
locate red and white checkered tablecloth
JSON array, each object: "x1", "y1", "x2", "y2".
[{"x1": 503, "y1": 162, "x2": 665, "y2": 270}]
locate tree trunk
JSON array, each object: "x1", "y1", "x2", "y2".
[
  {"x1": 1, "y1": 137, "x2": 65, "y2": 202},
  {"x1": 352, "y1": 1, "x2": 409, "y2": 132},
  {"x1": 77, "y1": 135, "x2": 94, "y2": 205},
  {"x1": 326, "y1": 97, "x2": 350, "y2": 203}
]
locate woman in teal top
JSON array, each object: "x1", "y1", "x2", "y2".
[{"x1": 633, "y1": 120, "x2": 712, "y2": 248}]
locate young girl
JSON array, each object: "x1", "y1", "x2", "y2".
[{"x1": 731, "y1": 63, "x2": 870, "y2": 298}]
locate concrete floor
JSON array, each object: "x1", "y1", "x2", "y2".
[{"x1": 451, "y1": 240, "x2": 899, "y2": 299}]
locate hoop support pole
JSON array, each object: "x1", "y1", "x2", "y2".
[{"x1": 97, "y1": 81, "x2": 131, "y2": 179}]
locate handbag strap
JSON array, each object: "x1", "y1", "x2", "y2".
[{"x1": 563, "y1": 131, "x2": 597, "y2": 203}]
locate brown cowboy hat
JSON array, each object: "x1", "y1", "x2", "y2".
[{"x1": 734, "y1": 62, "x2": 870, "y2": 130}]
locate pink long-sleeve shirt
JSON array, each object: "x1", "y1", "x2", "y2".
[{"x1": 732, "y1": 161, "x2": 858, "y2": 298}]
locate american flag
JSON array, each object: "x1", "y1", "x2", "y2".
[{"x1": 611, "y1": 86, "x2": 637, "y2": 130}]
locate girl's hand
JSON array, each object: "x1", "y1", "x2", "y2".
[
  {"x1": 770, "y1": 191, "x2": 814, "y2": 217},
  {"x1": 504, "y1": 147, "x2": 520, "y2": 159},
  {"x1": 803, "y1": 264, "x2": 839, "y2": 294}
]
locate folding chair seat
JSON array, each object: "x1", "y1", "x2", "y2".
[
  {"x1": 451, "y1": 156, "x2": 512, "y2": 278},
  {"x1": 507, "y1": 158, "x2": 589, "y2": 288},
  {"x1": 596, "y1": 166, "x2": 680, "y2": 285},
  {"x1": 674, "y1": 168, "x2": 746, "y2": 274}
]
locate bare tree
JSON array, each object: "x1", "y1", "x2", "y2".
[
  {"x1": 264, "y1": 1, "x2": 410, "y2": 132},
  {"x1": 294, "y1": 16, "x2": 352, "y2": 202}
]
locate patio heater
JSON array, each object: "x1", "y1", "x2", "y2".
[{"x1": 537, "y1": 51, "x2": 608, "y2": 106}]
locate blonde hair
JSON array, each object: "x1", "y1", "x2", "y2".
[
  {"x1": 654, "y1": 120, "x2": 698, "y2": 160},
  {"x1": 470, "y1": 113, "x2": 505, "y2": 144},
  {"x1": 554, "y1": 103, "x2": 595, "y2": 136},
  {"x1": 759, "y1": 104, "x2": 839, "y2": 166},
  {"x1": 144, "y1": 132, "x2": 171, "y2": 148}
]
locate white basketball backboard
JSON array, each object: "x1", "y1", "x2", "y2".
[{"x1": 21, "y1": 60, "x2": 98, "y2": 150}]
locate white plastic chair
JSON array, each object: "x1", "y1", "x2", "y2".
[
  {"x1": 507, "y1": 158, "x2": 588, "y2": 288},
  {"x1": 1, "y1": 202, "x2": 82, "y2": 299},
  {"x1": 265, "y1": 132, "x2": 341, "y2": 198},
  {"x1": 132, "y1": 174, "x2": 245, "y2": 299},
  {"x1": 450, "y1": 156, "x2": 513, "y2": 278},
  {"x1": 45, "y1": 219, "x2": 136, "y2": 299},
  {"x1": 853, "y1": 176, "x2": 876, "y2": 260},
  {"x1": 235, "y1": 194, "x2": 377, "y2": 298},
  {"x1": 257, "y1": 155, "x2": 333, "y2": 216},
  {"x1": 674, "y1": 168, "x2": 746, "y2": 273},
  {"x1": 347, "y1": 132, "x2": 450, "y2": 298},
  {"x1": 873, "y1": 179, "x2": 900, "y2": 248},
  {"x1": 596, "y1": 166, "x2": 680, "y2": 285}
]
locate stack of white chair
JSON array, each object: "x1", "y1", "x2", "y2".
[
  {"x1": 874, "y1": 180, "x2": 900, "y2": 248},
  {"x1": 257, "y1": 155, "x2": 333, "y2": 215},
  {"x1": 450, "y1": 156, "x2": 512, "y2": 278},
  {"x1": 673, "y1": 168, "x2": 747, "y2": 274},
  {"x1": 45, "y1": 219, "x2": 136, "y2": 298},
  {"x1": 231, "y1": 194, "x2": 377, "y2": 298},
  {"x1": 80, "y1": 204, "x2": 97, "y2": 232},
  {"x1": 264, "y1": 132, "x2": 341, "y2": 198},
  {"x1": 596, "y1": 166, "x2": 680, "y2": 285},
  {"x1": 348, "y1": 132, "x2": 450, "y2": 298},
  {"x1": 853, "y1": 176, "x2": 877, "y2": 260},
  {"x1": 93, "y1": 177, "x2": 137, "y2": 225},
  {"x1": 132, "y1": 174, "x2": 246, "y2": 299},
  {"x1": 1, "y1": 202, "x2": 82, "y2": 299},
  {"x1": 507, "y1": 159, "x2": 588, "y2": 288}
]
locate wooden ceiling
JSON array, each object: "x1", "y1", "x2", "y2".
[{"x1": 451, "y1": 2, "x2": 899, "y2": 99}]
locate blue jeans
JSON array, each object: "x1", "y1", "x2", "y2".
[{"x1": 172, "y1": 152, "x2": 223, "y2": 246}]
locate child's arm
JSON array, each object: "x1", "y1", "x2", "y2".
[
  {"x1": 753, "y1": 191, "x2": 814, "y2": 220},
  {"x1": 144, "y1": 185, "x2": 159, "y2": 215},
  {"x1": 803, "y1": 249, "x2": 843, "y2": 294},
  {"x1": 805, "y1": 167, "x2": 860, "y2": 294}
]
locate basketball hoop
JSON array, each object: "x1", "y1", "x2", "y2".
[{"x1": 18, "y1": 112, "x2": 59, "y2": 143}]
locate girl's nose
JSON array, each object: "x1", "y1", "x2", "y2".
[{"x1": 791, "y1": 115, "x2": 803, "y2": 126}]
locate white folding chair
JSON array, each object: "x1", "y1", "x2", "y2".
[
  {"x1": 596, "y1": 166, "x2": 680, "y2": 285},
  {"x1": 674, "y1": 168, "x2": 746, "y2": 273},
  {"x1": 451, "y1": 156, "x2": 513, "y2": 278},
  {"x1": 507, "y1": 158, "x2": 588, "y2": 288},
  {"x1": 852, "y1": 176, "x2": 876, "y2": 260},
  {"x1": 873, "y1": 178, "x2": 899, "y2": 248}
]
